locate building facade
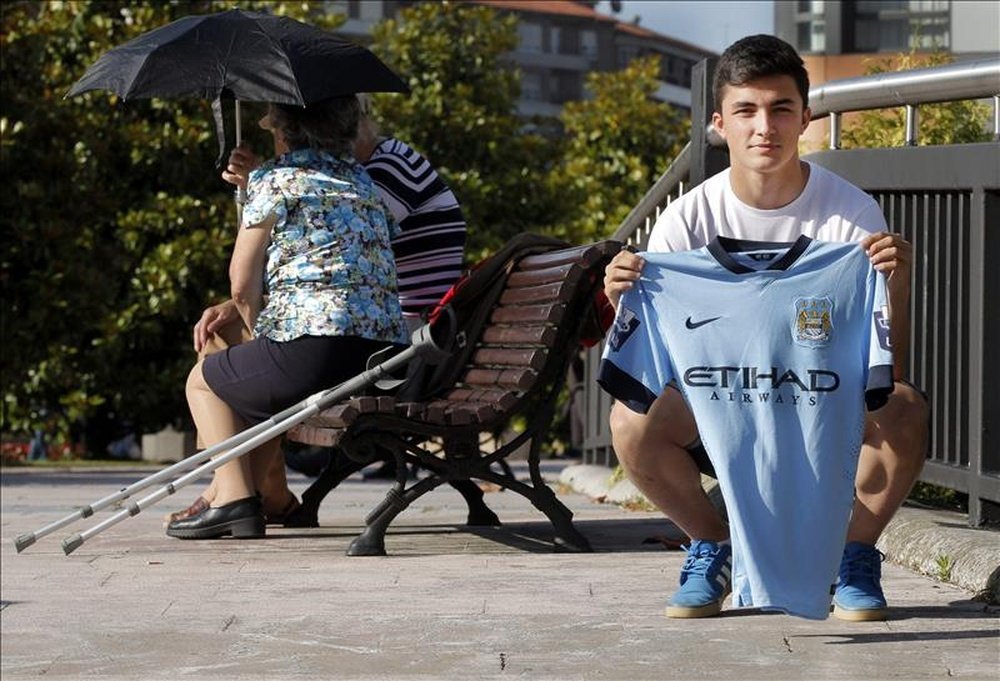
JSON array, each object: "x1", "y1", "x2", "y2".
[
  {"x1": 322, "y1": 0, "x2": 714, "y2": 117},
  {"x1": 774, "y1": 0, "x2": 1000, "y2": 151},
  {"x1": 775, "y1": 0, "x2": 999, "y2": 56}
]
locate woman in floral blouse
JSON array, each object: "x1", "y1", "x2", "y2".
[{"x1": 166, "y1": 96, "x2": 408, "y2": 540}]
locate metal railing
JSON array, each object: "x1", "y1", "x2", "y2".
[
  {"x1": 582, "y1": 56, "x2": 1000, "y2": 526},
  {"x1": 808, "y1": 57, "x2": 1000, "y2": 147}
]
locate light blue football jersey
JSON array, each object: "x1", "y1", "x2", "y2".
[{"x1": 599, "y1": 236, "x2": 894, "y2": 619}]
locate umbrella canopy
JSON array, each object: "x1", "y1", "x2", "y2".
[{"x1": 66, "y1": 8, "x2": 408, "y2": 104}]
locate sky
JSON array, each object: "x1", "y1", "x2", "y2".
[{"x1": 595, "y1": 1, "x2": 776, "y2": 54}]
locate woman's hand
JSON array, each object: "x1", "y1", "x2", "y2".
[
  {"x1": 220, "y1": 144, "x2": 262, "y2": 190},
  {"x1": 193, "y1": 299, "x2": 239, "y2": 353}
]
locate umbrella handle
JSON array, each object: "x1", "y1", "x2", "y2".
[{"x1": 234, "y1": 100, "x2": 246, "y2": 225}]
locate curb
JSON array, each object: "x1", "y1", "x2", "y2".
[{"x1": 560, "y1": 463, "x2": 1000, "y2": 604}]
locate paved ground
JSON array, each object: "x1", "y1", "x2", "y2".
[{"x1": 2, "y1": 462, "x2": 998, "y2": 681}]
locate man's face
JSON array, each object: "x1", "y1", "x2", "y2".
[{"x1": 712, "y1": 74, "x2": 811, "y2": 176}]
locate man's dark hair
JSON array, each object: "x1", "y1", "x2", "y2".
[{"x1": 713, "y1": 34, "x2": 810, "y2": 111}]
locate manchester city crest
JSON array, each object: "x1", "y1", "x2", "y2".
[{"x1": 793, "y1": 297, "x2": 833, "y2": 347}]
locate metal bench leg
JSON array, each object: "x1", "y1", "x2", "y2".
[
  {"x1": 529, "y1": 486, "x2": 591, "y2": 552},
  {"x1": 448, "y1": 479, "x2": 501, "y2": 527},
  {"x1": 292, "y1": 448, "x2": 365, "y2": 528},
  {"x1": 347, "y1": 476, "x2": 446, "y2": 556}
]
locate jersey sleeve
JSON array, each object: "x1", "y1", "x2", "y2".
[
  {"x1": 597, "y1": 281, "x2": 675, "y2": 414},
  {"x1": 865, "y1": 268, "x2": 895, "y2": 410}
]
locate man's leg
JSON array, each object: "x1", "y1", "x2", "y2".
[
  {"x1": 611, "y1": 386, "x2": 726, "y2": 541},
  {"x1": 849, "y1": 382, "x2": 929, "y2": 543},
  {"x1": 611, "y1": 386, "x2": 731, "y2": 617},
  {"x1": 835, "y1": 381, "x2": 929, "y2": 620}
]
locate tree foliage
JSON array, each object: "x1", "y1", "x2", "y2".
[
  {"x1": 549, "y1": 56, "x2": 688, "y2": 243},
  {"x1": 842, "y1": 50, "x2": 992, "y2": 148},
  {"x1": 368, "y1": 1, "x2": 566, "y2": 259},
  {"x1": 1, "y1": 1, "x2": 341, "y2": 449},
  {"x1": 2, "y1": 0, "x2": 688, "y2": 451}
]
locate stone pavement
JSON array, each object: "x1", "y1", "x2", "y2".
[{"x1": 2, "y1": 462, "x2": 998, "y2": 681}]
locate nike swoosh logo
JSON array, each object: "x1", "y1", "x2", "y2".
[{"x1": 685, "y1": 316, "x2": 721, "y2": 330}]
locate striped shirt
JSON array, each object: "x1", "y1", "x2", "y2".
[{"x1": 364, "y1": 138, "x2": 467, "y2": 318}]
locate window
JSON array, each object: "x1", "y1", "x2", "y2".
[
  {"x1": 617, "y1": 45, "x2": 640, "y2": 69},
  {"x1": 553, "y1": 26, "x2": 579, "y2": 55},
  {"x1": 357, "y1": 0, "x2": 383, "y2": 21},
  {"x1": 519, "y1": 22, "x2": 543, "y2": 53},
  {"x1": 580, "y1": 30, "x2": 597, "y2": 60},
  {"x1": 796, "y1": 19, "x2": 826, "y2": 52},
  {"x1": 553, "y1": 71, "x2": 582, "y2": 103},
  {"x1": 853, "y1": 0, "x2": 950, "y2": 51},
  {"x1": 521, "y1": 72, "x2": 543, "y2": 101}
]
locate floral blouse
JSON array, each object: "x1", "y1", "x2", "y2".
[{"x1": 242, "y1": 148, "x2": 409, "y2": 345}]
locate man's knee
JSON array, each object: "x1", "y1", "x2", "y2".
[
  {"x1": 609, "y1": 401, "x2": 641, "y2": 445},
  {"x1": 609, "y1": 389, "x2": 697, "y2": 464},
  {"x1": 866, "y1": 381, "x2": 929, "y2": 464}
]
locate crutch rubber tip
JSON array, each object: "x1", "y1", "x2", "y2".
[
  {"x1": 62, "y1": 534, "x2": 84, "y2": 555},
  {"x1": 14, "y1": 533, "x2": 36, "y2": 553}
]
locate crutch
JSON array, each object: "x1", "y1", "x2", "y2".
[{"x1": 14, "y1": 320, "x2": 452, "y2": 555}]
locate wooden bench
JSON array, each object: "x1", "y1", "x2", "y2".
[{"x1": 287, "y1": 239, "x2": 621, "y2": 555}]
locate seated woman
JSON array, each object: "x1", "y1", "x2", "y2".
[{"x1": 166, "y1": 95, "x2": 408, "y2": 540}]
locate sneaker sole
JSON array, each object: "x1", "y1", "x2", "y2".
[
  {"x1": 665, "y1": 590, "x2": 729, "y2": 619},
  {"x1": 832, "y1": 605, "x2": 887, "y2": 622}
]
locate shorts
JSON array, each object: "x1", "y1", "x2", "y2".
[
  {"x1": 203, "y1": 334, "x2": 401, "y2": 425},
  {"x1": 685, "y1": 438, "x2": 717, "y2": 479}
]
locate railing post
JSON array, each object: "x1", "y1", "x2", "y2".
[{"x1": 690, "y1": 58, "x2": 729, "y2": 186}]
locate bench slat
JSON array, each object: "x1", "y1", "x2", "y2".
[
  {"x1": 311, "y1": 404, "x2": 360, "y2": 428},
  {"x1": 517, "y1": 243, "x2": 605, "y2": 270},
  {"x1": 288, "y1": 424, "x2": 343, "y2": 447},
  {"x1": 499, "y1": 278, "x2": 579, "y2": 305},
  {"x1": 393, "y1": 402, "x2": 426, "y2": 419},
  {"x1": 471, "y1": 347, "x2": 548, "y2": 370},
  {"x1": 445, "y1": 388, "x2": 520, "y2": 410},
  {"x1": 350, "y1": 396, "x2": 395, "y2": 413},
  {"x1": 463, "y1": 367, "x2": 537, "y2": 390},
  {"x1": 490, "y1": 303, "x2": 565, "y2": 324},
  {"x1": 480, "y1": 325, "x2": 557, "y2": 345},
  {"x1": 506, "y1": 263, "x2": 577, "y2": 288},
  {"x1": 425, "y1": 400, "x2": 475, "y2": 426}
]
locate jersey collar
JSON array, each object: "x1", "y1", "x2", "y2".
[{"x1": 707, "y1": 235, "x2": 813, "y2": 274}]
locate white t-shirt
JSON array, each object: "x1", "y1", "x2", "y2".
[{"x1": 647, "y1": 162, "x2": 887, "y2": 253}]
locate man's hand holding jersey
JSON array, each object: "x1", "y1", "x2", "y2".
[
  {"x1": 862, "y1": 231, "x2": 913, "y2": 378},
  {"x1": 603, "y1": 250, "x2": 646, "y2": 311}
]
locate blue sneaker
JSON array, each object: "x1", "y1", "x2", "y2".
[
  {"x1": 665, "y1": 539, "x2": 733, "y2": 618},
  {"x1": 832, "y1": 541, "x2": 888, "y2": 621}
]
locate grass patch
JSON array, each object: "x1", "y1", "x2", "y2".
[{"x1": 907, "y1": 481, "x2": 967, "y2": 513}]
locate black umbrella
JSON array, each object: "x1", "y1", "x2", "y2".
[
  {"x1": 66, "y1": 8, "x2": 408, "y2": 208},
  {"x1": 66, "y1": 8, "x2": 407, "y2": 104}
]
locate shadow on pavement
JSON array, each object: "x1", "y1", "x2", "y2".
[{"x1": 795, "y1": 627, "x2": 999, "y2": 644}]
